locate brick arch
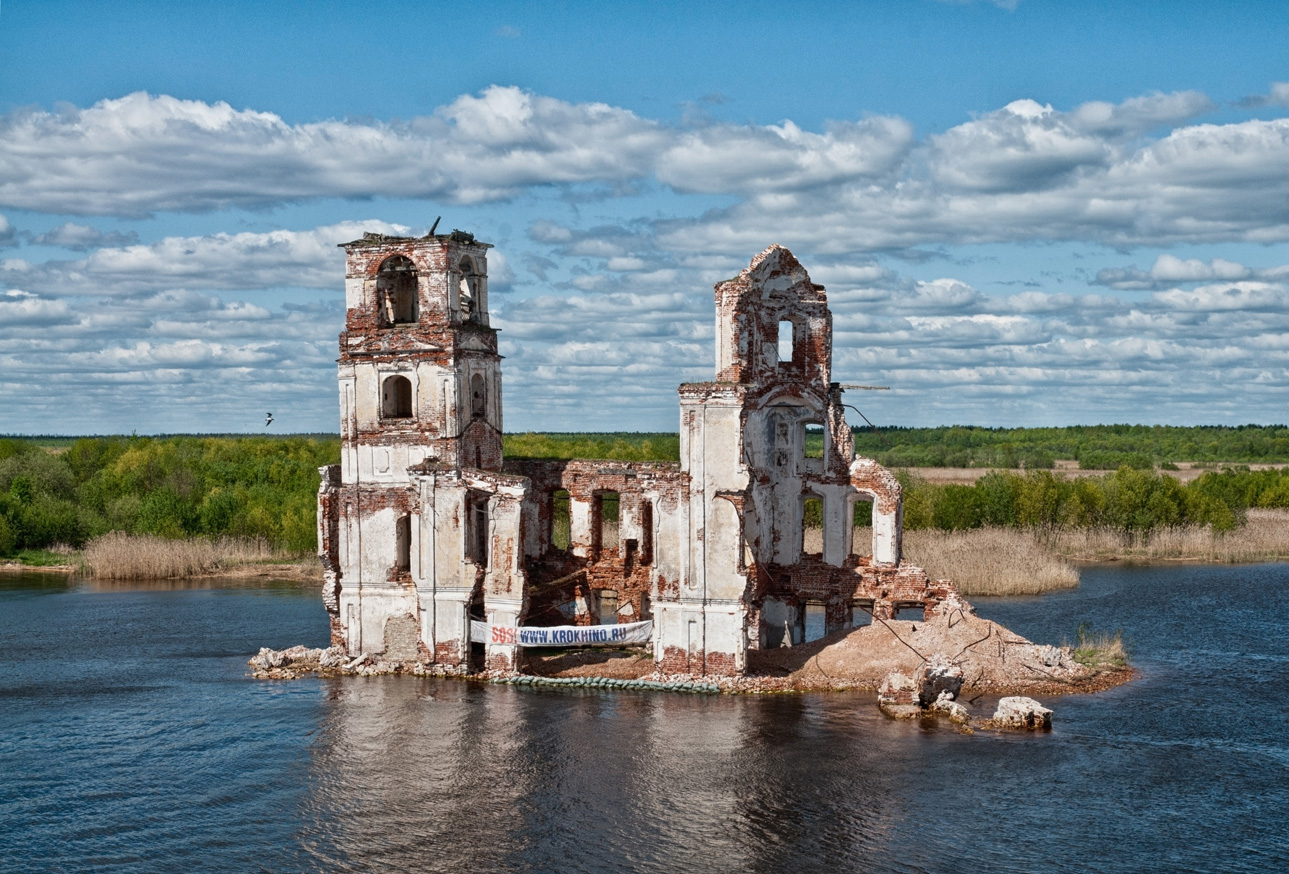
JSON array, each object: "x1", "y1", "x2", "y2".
[{"x1": 849, "y1": 457, "x2": 902, "y2": 565}]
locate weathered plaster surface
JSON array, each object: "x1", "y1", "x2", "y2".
[{"x1": 319, "y1": 235, "x2": 957, "y2": 676}]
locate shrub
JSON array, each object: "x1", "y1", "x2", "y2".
[{"x1": 0, "y1": 514, "x2": 15, "y2": 556}]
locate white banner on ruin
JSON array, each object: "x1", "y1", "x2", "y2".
[{"x1": 470, "y1": 620, "x2": 653, "y2": 647}]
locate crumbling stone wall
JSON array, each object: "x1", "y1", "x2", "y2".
[{"x1": 318, "y1": 233, "x2": 957, "y2": 679}]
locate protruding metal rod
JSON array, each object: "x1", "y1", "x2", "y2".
[
  {"x1": 428, "y1": 216, "x2": 442, "y2": 235},
  {"x1": 843, "y1": 403, "x2": 893, "y2": 450},
  {"x1": 839, "y1": 384, "x2": 890, "y2": 391}
]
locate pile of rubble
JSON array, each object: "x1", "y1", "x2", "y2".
[
  {"x1": 876, "y1": 654, "x2": 1053, "y2": 731},
  {"x1": 248, "y1": 645, "x2": 467, "y2": 679},
  {"x1": 751, "y1": 592, "x2": 1127, "y2": 696}
]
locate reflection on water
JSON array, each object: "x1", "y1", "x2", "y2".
[{"x1": 1, "y1": 565, "x2": 1288, "y2": 872}]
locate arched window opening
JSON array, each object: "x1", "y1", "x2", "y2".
[
  {"x1": 801, "y1": 493, "x2": 824, "y2": 558},
  {"x1": 849, "y1": 496, "x2": 874, "y2": 560},
  {"x1": 777, "y1": 319, "x2": 794, "y2": 365},
  {"x1": 550, "y1": 489, "x2": 571, "y2": 551},
  {"x1": 470, "y1": 372, "x2": 487, "y2": 419},
  {"x1": 381, "y1": 375, "x2": 413, "y2": 419},
  {"x1": 458, "y1": 256, "x2": 483, "y2": 324},
  {"x1": 394, "y1": 515, "x2": 411, "y2": 572},
  {"x1": 377, "y1": 255, "x2": 418, "y2": 325}
]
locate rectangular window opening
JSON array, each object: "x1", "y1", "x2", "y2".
[
  {"x1": 777, "y1": 320, "x2": 794, "y2": 364},
  {"x1": 467, "y1": 493, "x2": 489, "y2": 567},
  {"x1": 804, "y1": 422, "x2": 825, "y2": 459},
  {"x1": 895, "y1": 604, "x2": 926, "y2": 622},
  {"x1": 804, "y1": 602, "x2": 827, "y2": 643},
  {"x1": 851, "y1": 600, "x2": 874, "y2": 628},
  {"x1": 850, "y1": 498, "x2": 874, "y2": 560},
  {"x1": 597, "y1": 589, "x2": 619, "y2": 625},
  {"x1": 551, "y1": 489, "x2": 571, "y2": 552},
  {"x1": 639, "y1": 499, "x2": 654, "y2": 566},
  {"x1": 395, "y1": 515, "x2": 411, "y2": 572},
  {"x1": 596, "y1": 491, "x2": 620, "y2": 557}
]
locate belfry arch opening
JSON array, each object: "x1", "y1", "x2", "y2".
[
  {"x1": 381, "y1": 374, "x2": 413, "y2": 419},
  {"x1": 377, "y1": 255, "x2": 418, "y2": 325},
  {"x1": 458, "y1": 256, "x2": 484, "y2": 324}
]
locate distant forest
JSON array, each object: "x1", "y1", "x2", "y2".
[
  {"x1": 507, "y1": 424, "x2": 1289, "y2": 469},
  {"x1": 3, "y1": 425, "x2": 1289, "y2": 558},
  {"x1": 847, "y1": 423, "x2": 1289, "y2": 470}
]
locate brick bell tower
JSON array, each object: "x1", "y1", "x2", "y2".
[{"x1": 318, "y1": 228, "x2": 503, "y2": 658}]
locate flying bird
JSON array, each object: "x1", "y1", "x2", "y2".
[{"x1": 265, "y1": 412, "x2": 274, "y2": 427}]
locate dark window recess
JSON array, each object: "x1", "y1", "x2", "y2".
[
  {"x1": 471, "y1": 373, "x2": 486, "y2": 418},
  {"x1": 395, "y1": 515, "x2": 411, "y2": 572},
  {"x1": 467, "y1": 494, "x2": 489, "y2": 568},
  {"x1": 382, "y1": 375, "x2": 413, "y2": 418},
  {"x1": 640, "y1": 499, "x2": 654, "y2": 565}
]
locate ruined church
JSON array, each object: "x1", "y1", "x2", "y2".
[{"x1": 316, "y1": 231, "x2": 954, "y2": 676}]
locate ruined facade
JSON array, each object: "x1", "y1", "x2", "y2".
[{"x1": 318, "y1": 233, "x2": 954, "y2": 676}]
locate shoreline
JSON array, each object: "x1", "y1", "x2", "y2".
[
  {"x1": 248, "y1": 646, "x2": 1135, "y2": 698},
  {"x1": 8, "y1": 550, "x2": 1286, "y2": 580}
]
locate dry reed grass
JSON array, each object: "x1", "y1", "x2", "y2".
[
  {"x1": 901, "y1": 527, "x2": 1082, "y2": 596},
  {"x1": 82, "y1": 532, "x2": 278, "y2": 580},
  {"x1": 1046, "y1": 508, "x2": 1289, "y2": 563}
]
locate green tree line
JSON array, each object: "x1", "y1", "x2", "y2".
[
  {"x1": 0, "y1": 435, "x2": 338, "y2": 557},
  {"x1": 4, "y1": 431, "x2": 1289, "y2": 558},
  {"x1": 896, "y1": 467, "x2": 1289, "y2": 535},
  {"x1": 850, "y1": 423, "x2": 1289, "y2": 469}
]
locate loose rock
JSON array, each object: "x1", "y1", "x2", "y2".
[
  {"x1": 990, "y1": 696, "x2": 1053, "y2": 730},
  {"x1": 915, "y1": 654, "x2": 964, "y2": 707},
  {"x1": 877, "y1": 671, "x2": 922, "y2": 719}
]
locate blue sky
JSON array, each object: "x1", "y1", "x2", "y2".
[{"x1": 3, "y1": 0, "x2": 1289, "y2": 434}]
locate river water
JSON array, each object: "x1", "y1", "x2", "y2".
[{"x1": 2, "y1": 564, "x2": 1287, "y2": 873}]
